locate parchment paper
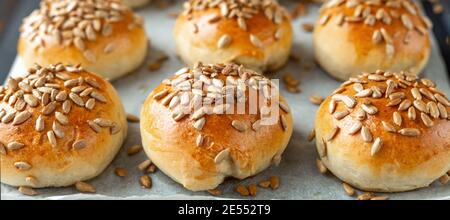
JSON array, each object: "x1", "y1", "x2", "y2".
[{"x1": 2, "y1": 1, "x2": 449, "y2": 200}]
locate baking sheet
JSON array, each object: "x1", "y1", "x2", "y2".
[{"x1": 1, "y1": 1, "x2": 449, "y2": 200}]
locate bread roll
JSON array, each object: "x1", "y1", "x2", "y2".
[
  {"x1": 174, "y1": 0, "x2": 293, "y2": 73},
  {"x1": 314, "y1": 70, "x2": 450, "y2": 192},
  {"x1": 0, "y1": 63, "x2": 127, "y2": 188},
  {"x1": 314, "y1": 0, "x2": 432, "y2": 81},
  {"x1": 18, "y1": 0, "x2": 148, "y2": 81},
  {"x1": 140, "y1": 63, "x2": 293, "y2": 191}
]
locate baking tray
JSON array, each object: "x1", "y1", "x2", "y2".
[{"x1": 1, "y1": 1, "x2": 449, "y2": 200}]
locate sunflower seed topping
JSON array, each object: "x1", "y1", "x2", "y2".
[
  {"x1": 398, "y1": 128, "x2": 420, "y2": 136},
  {"x1": 370, "y1": 138, "x2": 382, "y2": 156}
]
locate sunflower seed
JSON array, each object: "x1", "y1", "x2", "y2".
[
  {"x1": 318, "y1": 138, "x2": 327, "y2": 158},
  {"x1": 413, "y1": 100, "x2": 428, "y2": 113},
  {"x1": 214, "y1": 148, "x2": 230, "y2": 164},
  {"x1": 52, "y1": 121, "x2": 64, "y2": 138},
  {"x1": 401, "y1": 14, "x2": 413, "y2": 30},
  {"x1": 334, "y1": 110, "x2": 349, "y2": 120},
  {"x1": 7, "y1": 142, "x2": 25, "y2": 150},
  {"x1": 316, "y1": 159, "x2": 328, "y2": 174},
  {"x1": 361, "y1": 126, "x2": 372, "y2": 142},
  {"x1": 427, "y1": 102, "x2": 439, "y2": 119},
  {"x1": 110, "y1": 122, "x2": 121, "y2": 134},
  {"x1": 193, "y1": 117, "x2": 205, "y2": 130},
  {"x1": 419, "y1": 88, "x2": 436, "y2": 101},
  {"x1": 332, "y1": 94, "x2": 357, "y2": 108},
  {"x1": 138, "y1": 160, "x2": 152, "y2": 171},
  {"x1": 2, "y1": 111, "x2": 16, "y2": 123},
  {"x1": 398, "y1": 128, "x2": 421, "y2": 136},
  {"x1": 73, "y1": 139, "x2": 87, "y2": 150},
  {"x1": 280, "y1": 115, "x2": 288, "y2": 131},
  {"x1": 342, "y1": 183, "x2": 355, "y2": 196},
  {"x1": 14, "y1": 161, "x2": 32, "y2": 170},
  {"x1": 85, "y1": 98, "x2": 95, "y2": 110},
  {"x1": 217, "y1": 34, "x2": 231, "y2": 49},
  {"x1": 329, "y1": 100, "x2": 337, "y2": 114},
  {"x1": 347, "y1": 121, "x2": 362, "y2": 135},
  {"x1": 361, "y1": 104, "x2": 378, "y2": 115},
  {"x1": 69, "y1": 93, "x2": 84, "y2": 106},
  {"x1": 88, "y1": 120, "x2": 101, "y2": 133},
  {"x1": 192, "y1": 107, "x2": 206, "y2": 120},
  {"x1": 25, "y1": 176, "x2": 38, "y2": 187},
  {"x1": 41, "y1": 101, "x2": 56, "y2": 115},
  {"x1": 139, "y1": 175, "x2": 152, "y2": 188},
  {"x1": 386, "y1": 98, "x2": 402, "y2": 107},
  {"x1": 173, "y1": 112, "x2": 187, "y2": 122},
  {"x1": 47, "y1": 131, "x2": 57, "y2": 147},
  {"x1": 389, "y1": 92, "x2": 405, "y2": 100},
  {"x1": 435, "y1": 94, "x2": 450, "y2": 107},
  {"x1": 382, "y1": 121, "x2": 396, "y2": 133},
  {"x1": 325, "y1": 125, "x2": 339, "y2": 141},
  {"x1": 437, "y1": 103, "x2": 448, "y2": 119},
  {"x1": 12, "y1": 111, "x2": 31, "y2": 125},
  {"x1": 127, "y1": 144, "x2": 142, "y2": 155},
  {"x1": 83, "y1": 50, "x2": 96, "y2": 63},
  {"x1": 309, "y1": 95, "x2": 324, "y2": 105},
  {"x1": 371, "y1": 138, "x2": 382, "y2": 156},
  {"x1": 385, "y1": 80, "x2": 396, "y2": 98},
  {"x1": 18, "y1": 186, "x2": 38, "y2": 196},
  {"x1": 195, "y1": 134, "x2": 204, "y2": 147},
  {"x1": 75, "y1": 182, "x2": 96, "y2": 193},
  {"x1": 153, "y1": 89, "x2": 169, "y2": 100},
  {"x1": 420, "y1": 113, "x2": 433, "y2": 127},
  {"x1": 352, "y1": 83, "x2": 363, "y2": 92},
  {"x1": 62, "y1": 100, "x2": 71, "y2": 114},
  {"x1": 393, "y1": 111, "x2": 402, "y2": 126},
  {"x1": 90, "y1": 92, "x2": 106, "y2": 103},
  {"x1": 94, "y1": 118, "x2": 114, "y2": 127},
  {"x1": 249, "y1": 34, "x2": 263, "y2": 48},
  {"x1": 368, "y1": 74, "x2": 386, "y2": 81},
  {"x1": 24, "y1": 94, "x2": 39, "y2": 107},
  {"x1": 85, "y1": 78, "x2": 100, "y2": 89},
  {"x1": 398, "y1": 99, "x2": 412, "y2": 111},
  {"x1": 232, "y1": 120, "x2": 247, "y2": 132},
  {"x1": 372, "y1": 29, "x2": 382, "y2": 43}
]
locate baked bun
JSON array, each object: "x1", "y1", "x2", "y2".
[
  {"x1": 18, "y1": 0, "x2": 148, "y2": 81},
  {"x1": 122, "y1": 0, "x2": 151, "y2": 8},
  {"x1": 314, "y1": 70, "x2": 450, "y2": 192},
  {"x1": 140, "y1": 63, "x2": 293, "y2": 191},
  {"x1": 0, "y1": 63, "x2": 127, "y2": 188},
  {"x1": 174, "y1": 0, "x2": 293, "y2": 73},
  {"x1": 314, "y1": 0, "x2": 432, "y2": 81}
]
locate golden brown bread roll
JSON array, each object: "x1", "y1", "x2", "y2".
[
  {"x1": 174, "y1": 0, "x2": 293, "y2": 73},
  {"x1": 18, "y1": 0, "x2": 148, "y2": 81},
  {"x1": 314, "y1": 70, "x2": 450, "y2": 192},
  {"x1": 0, "y1": 63, "x2": 127, "y2": 188},
  {"x1": 314, "y1": 0, "x2": 432, "y2": 81},
  {"x1": 140, "y1": 63, "x2": 293, "y2": 191}
]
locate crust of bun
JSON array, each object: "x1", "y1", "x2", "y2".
[
  {"x1": 314, "y1": 1, "x2": 431, "y2": 81},
  {"x1": 18, "y1": 6, "x2": 148, "y2": 81},
  {"x1": 1, "y1": 66, "x2": 127, "y2": 188},
  {"x1": 174, "y1": 8, "x2": 293, "y2": 73},
  {"x1": 140, "y1": 64, "x2": 293, "y2": 191},
  {"x1": 314, "y1": 72, "x2": 450, "y2": 192}
]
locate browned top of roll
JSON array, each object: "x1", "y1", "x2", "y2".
[
  {"x1": 176, "y1": 0, "x2": 291, "y2": 59},
  {"x1": 0, "y1": 63, "x2": 124, "y2": 172},
  {"x1": 18, "y1": 0, "x2": 144, "y2": 63},
  {"x1": 316, "y1": 0, "x2": 432, "y2": 59},
  {"x1": 315, "y1": 70, "x2": 449, "y2": 174}
]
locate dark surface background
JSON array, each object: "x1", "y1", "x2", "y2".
[{"x1": 0, "y1": 0, "x2": 449, "y2": 82}]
